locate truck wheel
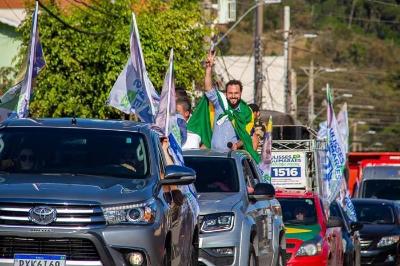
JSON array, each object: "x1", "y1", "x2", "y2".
[{"x1": 248, "y1": 244, "x2": 258, "y2": 266}]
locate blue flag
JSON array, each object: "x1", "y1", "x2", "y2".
[
  {"x1": 325, "y1": 84, "x2": 346, "y2": 202},
  {"x1": 107, "y1": 13, "x2": 158, "y2": 123},
  {"x1": 0, "y1": 1, "x2": 45, "y2": 120},
  {"x1": 154, "y1": 49, "x2": 185, "y2": 165}
]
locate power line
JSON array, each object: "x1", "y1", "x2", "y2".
[{"x1": 38, "y1": 0, "x2": 111, "y2": 36}]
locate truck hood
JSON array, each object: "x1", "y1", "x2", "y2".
[
  {"x1": 0, "y1": 174, "x2": 154, "y2": 205},
  {"x1": 197, "y1": 192, "x2": 243, "y2": 215}
]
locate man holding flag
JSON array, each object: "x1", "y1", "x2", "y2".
[{"x1": 187, "y1": 50, "x2": 260, "y2": 163}]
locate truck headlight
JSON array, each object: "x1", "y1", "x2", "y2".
[
  {"x1": 201, "y1": 212, "x2": 234, "y2": 233},
  {"x1": 296, "y1": 236, "x2": 322, "y2": 257},
  {"x1": 102, "y1": 199, "x2": 156, "y2": 225},
  {"x1": 377, "y1": 235, "x2": 400, "y2": 248}
]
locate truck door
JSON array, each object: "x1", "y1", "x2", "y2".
[{"x1": 242, "y1": 158, "x2": 274, "y2": 264}]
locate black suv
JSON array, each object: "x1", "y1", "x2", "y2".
[{"x1": 0, "y1": 118, "x2": 199, "y2": 266}]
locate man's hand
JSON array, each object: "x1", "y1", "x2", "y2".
[
  {"x1": 204, "y1": 49, "x2": 216, "y2": 92},
  {"x1": 230, "y1": 140, "x2": 243, "y2": 151}
]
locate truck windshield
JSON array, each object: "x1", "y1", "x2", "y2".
[
  {"x1": 363, "y1": 166, "x2": 400, "y2": 179},
  {"x1": 278, "y1": 198, "x2": 318, "y2": 225},
  {"x1": 362, "y1": 179, "x2": 400, "y2": 200},
  {"x1": 353, "y1": 202, "x2": 395, "y2": 224},
  {"x1": 0, "y1": 128, "x2": 149, "y2": 178},
  {"x1": 184, "y1": 157, "x2": 240, "y2": 193}
]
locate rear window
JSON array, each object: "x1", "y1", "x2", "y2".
[
  {"x1": 353, "y1": 202, "x2": 395, "y2": 224},
  {"x1": 0, "y1": 128, "x2": 149, "y2": 178},
  {"x1": 184, "y1": 157, "x2": 239, "y2": 193},
  {"x1": 278, "y1": 198, "x2": 318, "y2": 225},
  {"x1": 362, "y1": 179, "x2": 400, "y2": 200}
]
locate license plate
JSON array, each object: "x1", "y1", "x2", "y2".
[{"x1": 14, "y1": 254, "x2": 66, "y2": 266}]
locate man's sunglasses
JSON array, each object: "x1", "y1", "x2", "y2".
[{"x1": 20, "y1": 155, "x2": 34, "y2": 162}]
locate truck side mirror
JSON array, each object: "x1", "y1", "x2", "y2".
[{"x1": 248, "y1": 183, "x2": 275, "y2": 201}]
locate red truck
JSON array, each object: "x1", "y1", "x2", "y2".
[
  {"x1": 276, "y1": 189, "x2": 344, "y2": 266},
  {"x1": 347, "y1": 152, "x2": 400, "y2": 197}
]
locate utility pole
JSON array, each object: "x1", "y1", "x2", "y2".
[
  {"x1": 254, "y1": 0, "x2": 264, "y2": 108},
  {"x1": 283, "y1": 6, "x2": 291, "y2": 114},
  {"x1": 301, "y1": 60, "x2": 315, "y2": 126},
  {"x1": 290, "y1": 69, "x2": 297, "y2": 119},
  {"x1": 308, "y1": 59, "x2": 315, "y2": 126}
]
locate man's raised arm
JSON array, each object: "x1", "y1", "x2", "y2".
[{"x1": 204, "y1": 50, "x2": 215, "y2": 92}]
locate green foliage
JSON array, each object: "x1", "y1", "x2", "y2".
[{"x1": 16, "y1": 0, "x2": 207, "y2": 119}]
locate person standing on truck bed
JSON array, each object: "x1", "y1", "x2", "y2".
[{"x1": 187, "y1": 50, "x2": 260, "y2": 163}]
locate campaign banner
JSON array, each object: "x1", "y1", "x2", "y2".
[{"x1": 271, "y1": 151, "x2": 307, "y2": 188}]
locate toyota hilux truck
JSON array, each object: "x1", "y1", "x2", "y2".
[{"x1": 0, "y1": 118, "x2": 199, "y2": 266}]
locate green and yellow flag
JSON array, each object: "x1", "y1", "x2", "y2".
[{"x1": 187, "y1": 91, "x2": 260, "y2": 163}]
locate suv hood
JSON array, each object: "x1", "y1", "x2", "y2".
[
  {"x1": 197, "y1": 192, "x2": 243, "y2": 215},
  {"x1": 359, "y1": 224, "x2": 399, "y2": 239},
  {"x1": 0, "y1": 174, "x2": 153, "y2": 205}
]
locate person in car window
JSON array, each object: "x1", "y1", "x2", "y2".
[
  {"x1": 295, "y1": 207, "x2": 307, "y2": 221},
  {"x1": 0, "y1": 148, "x2": 36, "y2": 171}
]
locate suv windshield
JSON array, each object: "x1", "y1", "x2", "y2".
[
  {"x1": 362, "y1": 179, "x2": 400, "y2": 200},
  {"x1": 353, "y1": 202, "x2": 395, "y2": 224},
  {"x1": 184, "y1": 157, "x2": 239, "y2": 193},
  {"x1": 0, "y1": 128, "x2": 149, "y2": 178},
  {"x1": 278, "y1": 198, "x2": 318, "y2": 225}
]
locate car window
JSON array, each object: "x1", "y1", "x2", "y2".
[
  {"x1": 184, "y1": 157, "x2": 239, "y2": 193},
  {"x1": 0, "y1": 128, "x2": 149, "y2": 178},
  {"x1": 330, "y1": 202, "x2": 350, "y2": 231},
  {"x1": 247, "y1": 159, "x2": 260, "y2": 184},
  {"x1": 242, "y1": 159, "x2": 257, "y2": 188},
  {"x1": 362, "y1": 179, "x2": 400, "y2": 200},
  {"x1": 278, "y1": 198, "x2": 318, "y2": 225},
  {"x1": 353, "y1": 202, "x2": 395, "y2": 224}
]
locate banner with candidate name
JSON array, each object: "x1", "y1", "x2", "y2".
[{"x1": 271, "y1": 151, "x2": 307, "y2": 188}]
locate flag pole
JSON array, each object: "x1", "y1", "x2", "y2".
[
  {"x1": 165, "y1": 49, "x2": 173, "y2": 137},
  {"x1": 17, "y1": 0, "x2": 39, "y2": 117},
  {"x1": 131, "y1": 13, "x2": 156, "y2": 117}
]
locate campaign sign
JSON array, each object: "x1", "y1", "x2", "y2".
[{"x1": 271, "y1": 151, "x2": 307, "y2": 188}]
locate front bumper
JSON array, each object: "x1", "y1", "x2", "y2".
[
  {"x1": 0, "y1": 224, "x2": 166, "y2": 266},
  {"x1": 360, "y1": 243, "x2": 399, "y2": 266},
  {"x1": 198, "y1": 230, "x2": 245, "y2": 266}
]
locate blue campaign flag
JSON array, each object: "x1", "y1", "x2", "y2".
[
  {"x1": 325, "y1": 84, "x2": 346, "y2": 202},
  {"x1": 107, "y1": 13, "x2": 157, "y2": 123},
  {"x1": 14, "y1": 1, "x2": 45, "y2": 118},
  {"x1": 154, "y1": 49, "x2": 185, "y2": 164}
]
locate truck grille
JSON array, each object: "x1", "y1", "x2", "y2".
[
  {"x1": 0, "y1": 237, "x2": 100, "y2": 261},
  {"x1": 0, "y1": 203, "x2": 105, "y2": 228}
]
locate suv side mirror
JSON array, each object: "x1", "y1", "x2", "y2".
[
  {"x1": 248, "y1": 183, "x2": 275, "y2": 201},
  {"x1": 160, "y1": 165, "x2": 196, "y2": 186},
  {"x1": 327, "y1": 216, "x2": 344, "y2": 228},
  {"x1": 350, "y1": 221, "x2": 363, "y2": 233}
]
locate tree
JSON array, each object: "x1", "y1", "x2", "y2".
[{"x1": 17, "y1": 0, "x2": 208, "y2": 119}]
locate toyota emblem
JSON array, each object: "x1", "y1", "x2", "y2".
[{"x1": 29, "y1": 206, "x2": 57, "y2": 225}]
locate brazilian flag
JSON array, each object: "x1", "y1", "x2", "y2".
[{"x1": 187, "y1": 91, "x2": 260, "y2": 163}]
